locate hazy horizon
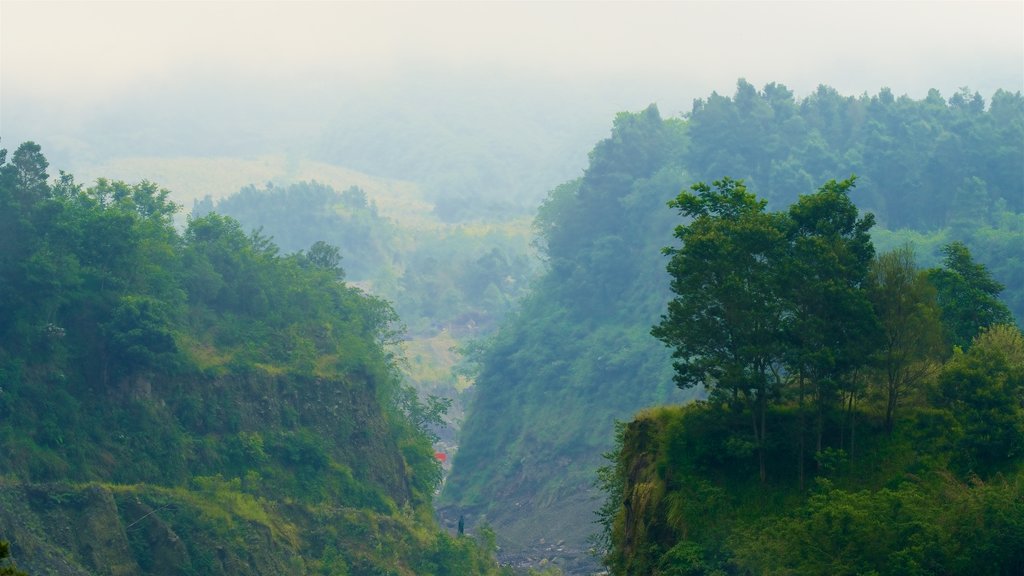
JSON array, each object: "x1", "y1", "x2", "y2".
[{"x1": 2, "y1": 1, "x2": 1022, "y2": 203}]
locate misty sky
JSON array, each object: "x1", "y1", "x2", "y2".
[
  {"x1": 5, "y1": 2, "x2": 1021, "y2": 101},
  {"x1": 1, "y1": 1, "x2": 1022, "y2": 200}
]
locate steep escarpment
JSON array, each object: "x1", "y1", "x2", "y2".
[{"x1": 0, "y1": 142, "x2": 501, "y2": 575}]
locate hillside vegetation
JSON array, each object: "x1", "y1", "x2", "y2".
[
  {"x1": 600, "y1": 176, "x2": 1022, "y2": 574},
  {"x1": 443, "y1": 82, "x2": 1023, "y2": 569},
  {"x1": 0, "y1": 142, "x2": 506, "y2": 575},
  {"x1": 199, "y1": 180, "x2": 537, "y2": 337}
]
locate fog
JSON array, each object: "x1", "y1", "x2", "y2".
[{"x1": 2, "y1": 1, "x2": 1022, "y2": 205}]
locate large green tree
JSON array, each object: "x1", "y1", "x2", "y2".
[
  {"x1": 928, "y1": 241, "x2": 1015, "y2": 349},
  {"x1": 869, "y1": 246, "x2": 945, "y2": 433},
  {"x1": 655, "y1": 176, "x2": 880, "y2": 484},
  {"x1": 783, "y1": 177, "x2": 879, "y2": 472},
  {"x1": 935, "y1": 324, "x2": 1024, "y2": 477},
  {"x1": 653, "y1": 177, "x2": 789, "y2": 482}
]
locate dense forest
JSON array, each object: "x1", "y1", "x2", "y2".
[
  {"x1": 0, "y1": 142, "x2": 507, "y2": 575},
  {"x1": 599, "y1": 176, "x2": 1021, "y2": 574},
  {"x1": 1, "y1": 79, "x2": 1021, "y2": 576},
  {"x1": 443, "y1": 82, "x2": 1023, "y2": 571}
]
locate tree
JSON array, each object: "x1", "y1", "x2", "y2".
[
  {"x1": 304, "y1": 240, "x2": 345, "y2": 280},
  {"x1": 868, "y1": 246, "x2": 945, "y2": 433},
  {"x1": 782, "y1": 177, "x2": 878, "y2": 474},
  {"x1": 7, "y1": 141, "x2": 50, "y2": 206},
  {"x1": 653, "y1": 177, "x2": 788, "y2": 482},
  {"x1": 0, "y1": 142, "x2": 52, "y2": 351},
  {"x1": 935, "y1": 324, "x2": 1024, "y2": 477},
  {"x1": 102, "y1": 295, "x2": 178, "y2": 379},
  {"x1": 928, "y1": 241, "x2": 1015, "y2": 349}
]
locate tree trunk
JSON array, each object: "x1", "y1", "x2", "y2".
[
  {"x1": 885, "y1": 385, "x2": 898, "y2": 435},
  {"x1": 850, "y1": 393, "x2": 857, "y2": 463},
  {"x1": 749, "y1": 392, "x2": 765, "y2": 484},
  {"x1": 815, "y1": 382, "x2": 823, "y2": 473},
  {"x1": 759, "y1": 384, "x2": 767, "y2": 483},
  {"x1": 798, "y1": 371, "x2": 806, "y2": 490}
]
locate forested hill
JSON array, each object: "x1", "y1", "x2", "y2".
[
  {"x1": 0, "y1": 143, "x2": 504, "y2": 575},
  {"x1": 601, "y1": 176, "x2": 1022, "y2": 575},
  {"x1": 442, "y1": 82, "x2": 1023, "y2": 570}
]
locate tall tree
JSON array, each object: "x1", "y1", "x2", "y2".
[
  {"x1": 653, "y1": 177, "x2": 788, "y2": 482},
  {"x1": 783, "y1": 177, "x2": 879, "y2": 469},
  {"x1": 928, "y1": 241, "x2": 1015, "y2": 349},
  {"x1": 869, "y1": 246, "x2": 945, "y2": 433}
]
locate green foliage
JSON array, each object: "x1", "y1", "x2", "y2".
[
  {"x1": 194, "y1": 182, "x2": 388, "y2": 280},
  {"x1": 603, "y1": 192, "x2": 1022, "y2": 574},
  {"x1": 653, "y1": 176, "x2": 790, "y2": 482},
  {"x1": 869, "y1": 245, "x2": 946, "y2": 432},
  {"x1": 687, "y1": 82, "x2": 1023, "y2": 228},
  {"x1": 0, "y1": 142, "x2": 500, "y2": 574},
  {"x1": 593, "y1": 87, "x2": 1023, "y2": 571},
  {"x1": 684, "y1": 81, "x2": 1024, "y2": 324},
  {"x1": 602, "y1": 388, "x2": 1024, "y2": 576},
  {"x1": 450, "y1": 84, "x2": 1022, "y2": 564},
  {"x1": 202, "y1": 180, "x2": 537, "y2": 337},
  {"x1": 103, "y1": 295, "x2": 178, "y2": 377},
  {"x1": 653, "y1": 177, "x2": 786, "y2": 395},
  {"x1": 654, "y1": 176, "x2": 882, "y2": 483},
  {"x1": 731, "y1": 476, "x2": 1024, "y2": 576},
  {"x1": 929, "y1": 241, "x2": 1016, "y2": 349},
  {"x1": 444, "y1": 108, "x2": 690, "y2": 553},
  {"x1": 934, "y1": 324, "x2": 1024, "y2": 477}
]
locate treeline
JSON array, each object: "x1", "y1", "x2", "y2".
[
  {"x1": 685, "y1": 81, "x2": 1024, "y2": 321},
  {"x1": 0, "y1": 141, "x2": 507, "y2": 574},
  {"x1": 598, "y1": 177, "x2": 1022, "y2": 575},
  {"x1": 686, "y1": 82, "x2": 1022, "y2": 229},
  {"x1": 193, "y1": 181, "x2": 393, "y2": 280}
]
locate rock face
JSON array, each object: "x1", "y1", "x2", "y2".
[
  {"x1": 0, "y1": 481, "x2": 308, "y2": 575},
  {"x1": 0, "y1": 370, "x2": 425, "y2": 575}
]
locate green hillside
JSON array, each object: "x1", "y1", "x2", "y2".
[
  {"x1": 443, "y1": 82, "x2": 1023, "y2": 570},
  {"x1": 599, "y1": 176, "x2": 1022, "y2": 574},
  {"x1": 0, "y1": 142, "x2": 505, "y2": 575}
]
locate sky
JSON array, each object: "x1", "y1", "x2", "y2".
[
  {"x1": 1, "y1": 1, "x2": 1022, "y2": 199},
  {"x1": 4, "y1": 1, "x2": 1021, "y2": 100}
]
